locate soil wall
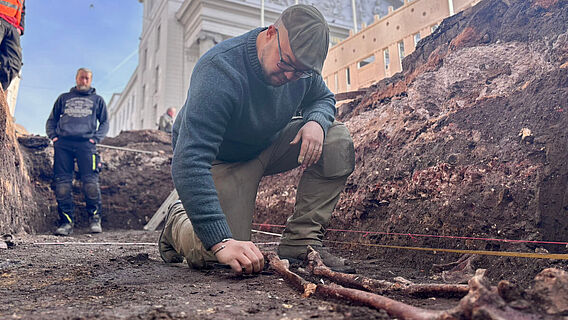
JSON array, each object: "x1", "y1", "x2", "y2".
[
  {"x1": 255, "y1": 0, "x2": 568, "y2": 255},
  {"x1": 0, "y1": 89, "x2": 40, "y2": 234}
]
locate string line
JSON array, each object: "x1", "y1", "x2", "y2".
[
  {"x1": 252, "y1": 223, "x2": 568, "y2": 246},
  {"x1": 326, "y1": 240, "x2": 568, "y2": 260}
]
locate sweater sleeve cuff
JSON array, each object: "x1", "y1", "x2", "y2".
[
  {"x1": 305, "y1": 113, "x2": 333, "y2": 137},
  {"x1": 191, "y1": 216, "x2": 234, "y2": 250}
]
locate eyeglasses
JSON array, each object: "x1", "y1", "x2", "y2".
[{"x1": 275, "y1": 28, "x2": 313, "y2": 79}]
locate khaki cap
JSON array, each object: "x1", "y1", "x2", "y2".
[{"x1": 281, "y1": 4, "x2": 330, "y2": 75}]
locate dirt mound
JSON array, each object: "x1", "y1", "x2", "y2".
[
  {"x1": 98, "y1": 130, "x2": 174, "y2": 229},
  {"x1": 255, "y1": 0, "x2": 568, "y2": 288},
  {"x1": 102, "y1": 129, "x2": 172, "y2": 149}
]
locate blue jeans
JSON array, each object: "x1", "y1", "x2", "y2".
[{"x1": 53, "y1": 138, "x2": 101, "y2": 224}]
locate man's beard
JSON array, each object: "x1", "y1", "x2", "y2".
[
  {"x1": 77, "y1": 85, "x2": 90, "y2": 91},
  {"x1": 259, "y1": 46, "x2": 287, "y2": 87}
]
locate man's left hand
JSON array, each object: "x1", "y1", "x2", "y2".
[
  {"x1": 89, "y1": 139, "x2": 96, "y2": 144},
  {"x1": 290, "y1": 121, "x2": 324, "y2": 168}
]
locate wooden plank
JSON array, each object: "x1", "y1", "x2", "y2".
[
  {"x1": 143, "y1": 189, "x2": 179, "y2": 231},
  {"x1": 335, "y1": 90, "x2": 367, "y2": 101}
]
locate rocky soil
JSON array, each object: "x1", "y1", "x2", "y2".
[{"x1": 1, "y1": 0, "x2": 568, "y2": 319}]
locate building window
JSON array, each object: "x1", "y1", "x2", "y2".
[
  {"x1": 334, "y1": 73, "x2": 338, "y2": 91},
  {"x1": 358, "y1": 55, "x2": 375, "y2": 68},
  {"x1": 156, "y1": 25, "x2": 161, "y2": 51},
  {"x1": 141, "y1": 85, "x2": 146, "y2": 109},
  {"x1": 431, "y1": 24, "x2": 439, "y2": 33},
  {"x1": 142, "y1": 48, "x2": 148, "y2": 70},
  {"x1": 154, "y1": 66, "x2": 160, "y2": 93},
  {"x1": 153, "y1": 104, "x2": 158, "y2": 126},
  {"x1": 398, "y1": 41, "x2": 405, "y2": 69},
  {"x1": 413, "y1": 33, "x2": 421, "y2": 47},
  {"x1": 383, "y1": 48, "x2": 390, "y2": 71},
  {"x1": 346, "y1": 67, "x2": 351, "y2": 87},
  {"x1": 129, "y1": 95, "x2": 135, "y2": 128}
]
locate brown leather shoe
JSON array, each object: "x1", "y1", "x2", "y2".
[
  {"x1": 311, "y1": 246, "x2": 347, "y2": 267},
  {"x1": 278, "y1": 244, "x2": 356, "y2": 273}
]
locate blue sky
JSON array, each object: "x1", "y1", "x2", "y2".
[{"x1": 14, "y1": 0, "x2": 143, "y2": 135}]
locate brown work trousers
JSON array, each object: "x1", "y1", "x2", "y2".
[{"x1": 165, "y1": 118, "x2": 355, "y2": 268}]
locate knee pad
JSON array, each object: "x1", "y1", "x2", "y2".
[
  {"x1": 55, "y1": 183, "x2": 72, "y2": 200},
  {"x1": 84, "y1": 182, "x2": 100, "y2": 201}
]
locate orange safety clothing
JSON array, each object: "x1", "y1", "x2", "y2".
[{"x1": 0, "y1": 0, "x2": 23, "y2": 25}]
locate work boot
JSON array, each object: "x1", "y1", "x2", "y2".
[
  {"x1": 55, "y1": 223, "x2": 73, "y2": 236},
  {"x1": 278, "y1": 244, "x2": 356, "y2": 273},
  {"x1": 89, "y1": 215, "x2": 102, "y2": 233},
  {"x1": 158, "y1": 201, "x2": 184, "y2": 263}
]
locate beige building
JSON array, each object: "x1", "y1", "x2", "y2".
[{"x1": 323, "y1": 0, "x2": 480, "y2": 93}]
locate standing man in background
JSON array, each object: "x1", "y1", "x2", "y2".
[
  {"x1": 46, "y1": 68, "x2": 109, "y2": 236},
  {"x1": 0, "y1": 0, "x2": 24, "y2": 91},
  {"x1": 158, "y1": 107, "x2": 176, "y2": 133}
]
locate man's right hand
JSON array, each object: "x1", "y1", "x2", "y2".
[
  {"x1": 212, "y1": 239, "x2": 264, "y2": 275},
  {"x1": 52, "y1": 137, "x2": 59, "y2": 143}
]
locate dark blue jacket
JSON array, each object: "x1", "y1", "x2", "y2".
[{"x1": 46, "y1": 87, "x2": 109, "y2": 143}]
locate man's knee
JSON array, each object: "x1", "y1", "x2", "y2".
[
  {"x1": 0, "y1": 66, "x2": 17, "y2": 90},
  {"x1": 83, "y1": 182, "x2": 100, "y2": 201},
  {"x1": 0, "y1": 44, "x2": 22, "y2": 89},
  {"x1": 55, "y1": 182, "x2": 72, "y2": 200},
  {"x1": 320, "y1": 122, "x2": 355, "y2": 178}
]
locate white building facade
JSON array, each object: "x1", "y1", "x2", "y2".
[
  {"x1": 108, "y1": 0, "x2": 401, "y2": 136},
  {"x1": 109, "y1": 0, "x2": 185, "y2": 136}
]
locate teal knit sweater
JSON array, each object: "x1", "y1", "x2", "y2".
[{"x1": 171, "y1": 27, "x2": 336, "y2": 249}]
